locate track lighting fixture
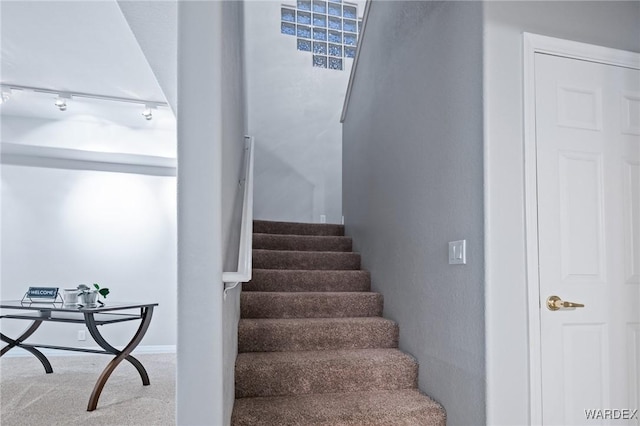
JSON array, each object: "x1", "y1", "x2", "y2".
[
  {"x1": 0, "y1": 88, "x2": 11, "y2": 105},
  {"x1": 142, "y1": 105, "x2": 156, "y2": 121},
  {"x1": 54, "y1": 94, "x2": 70, "y2": 111}
]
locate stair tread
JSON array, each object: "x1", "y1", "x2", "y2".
[
  {"x1": 253, "y1": 249, "x2": 361, "y2": 270},
  {"x1": 232, "y1": 389, "x2": 446, "y2": 426},
  {"x1": 238, "y1": 317, "x2": 398, "y2": 352},
  {"x1": 254, "y1": 220, "x2": 344, "y2": 236},
  {"x1": 241, "y1": 292, "x2": 383, "y2": 319},
  {"x1": 253, "y1": 233, "x2": 352, "y2": 252},
  {"x1": 244, "y1": 269, "x2": 371, "y2": 292},
  {"x1": 235, "y1": 349, "x2": 418, "y2": 398}
]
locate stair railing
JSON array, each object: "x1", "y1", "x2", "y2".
[{"x1": 223, "y1": 136, "x2": 254, "y2": 298}]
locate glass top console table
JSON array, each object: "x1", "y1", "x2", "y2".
[{"x1": 0, "y1": 301, "x2": 158, "y2": 411}]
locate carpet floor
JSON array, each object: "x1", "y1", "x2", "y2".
[{"x1": 0, "y1": 353, "x2": 175, "y2": 426}]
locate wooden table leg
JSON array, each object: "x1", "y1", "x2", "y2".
[
  {"x1": 84, "y1": 306, "x2": 154, "y2": 411},
  {"x1": 0, "y1": 320, "x2": 53, "y2": 373}
]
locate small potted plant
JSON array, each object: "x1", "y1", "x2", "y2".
[{"x1": 77, "y1": 283, "x2": 109, "y2": 306}]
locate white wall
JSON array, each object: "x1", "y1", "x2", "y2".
[
  {"x1": 177, "y1": 1, "x2": 247, "y2": 425},
  {"x1": 244, "y1": 0, "x2": 363, "y2": 224},
  {"x1": 483, "y1": 2, "x2": 640, "y2": 424},
  {"x1": 0, "y1": 115, "x2": 177, "y2": 350},
  {"x1": 342, "y1": 2, "x2": 485, "y2": 425}
]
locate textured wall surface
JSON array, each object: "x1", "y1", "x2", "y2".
[
  {"x1": 342, "y1": 2, "x2": 485, "y2": 425},
  {"x1": 244, "y1": 1, "x2": 363, "y2": 224},
  {"x1": 483, "y1": 2, "x2": 640, "y2": 424}
]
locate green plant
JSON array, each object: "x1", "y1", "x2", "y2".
[{"x1": 93, "y1": 283, "x2": 110, "y2": 299}]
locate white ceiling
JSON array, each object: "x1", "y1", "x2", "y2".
[{"x1": 0, "y1": 0, "x2": 175, "y2": 125}]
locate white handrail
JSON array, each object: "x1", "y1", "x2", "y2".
[
  {"x1": 223, "y1": 136, "x2": 254, "y2": 298},
  {"x1": 340, "y1": 0, "x2": 372, "y2": 123}
]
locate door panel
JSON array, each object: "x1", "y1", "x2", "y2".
[{"x1": 535, "y1": 52, "x2": 640, "y2": 425}]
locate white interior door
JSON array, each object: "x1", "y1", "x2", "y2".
[{"x1": 535, "y1": 52, "x2": 640, "y2": 425}]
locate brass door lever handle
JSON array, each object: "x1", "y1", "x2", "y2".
[{"x1": 547, "y1": 295, "x2": 585, "y2": 311}]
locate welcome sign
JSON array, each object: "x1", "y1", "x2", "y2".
[{"x1": 27, "y1": 287, "x2": 59, "y2": 299}]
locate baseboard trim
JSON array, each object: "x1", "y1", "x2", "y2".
[{"x1": 1, "y1": 344, "x2": 176, "y2": 358}]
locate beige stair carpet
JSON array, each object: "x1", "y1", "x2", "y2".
[{"x1": 232, "y1": 220, "x2": 446, "y2": 425}]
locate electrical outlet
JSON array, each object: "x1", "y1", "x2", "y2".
[
  {"x1": 320, "y1": 214, "x2": 327, "y2": 223},
  {"x1": 77, "y1": 330, "x2": 86, "y2": 341}
]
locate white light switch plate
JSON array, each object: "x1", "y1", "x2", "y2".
[{"x1": 449, "y1": 240, "x2": 466, "y2": 265}]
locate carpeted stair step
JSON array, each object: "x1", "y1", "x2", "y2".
[
  {"x1": 241, "y1": 292, "x2": 383, "y2": 319},
  {"x1": 253, "y1": 249, "x2": 360, "y2": 270},
  {"x1": 254, "y1": 220, "x2": 344, "y2": 236},
  {"x1": 244, "y1": 270, "x2": 371, "y2": 292},
  {"x1": 235, "y1": 349, "x2": 418, "y2": 398},
  {"x1": 253, "y1": 233, "x2": 352, "y2": 252},
  {"x1": 238, "y1": 317, "x2": 398, "y2": 352},
  {"x1": 231, "y1": 389, "x2": 446, "y2": 426}
]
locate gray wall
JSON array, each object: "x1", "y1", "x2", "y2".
[
  {"x1": 342, "y1": 2, "x2": 485, "y2": 425},
  {"x1": 177, "y1": 1, "x2": 246, "y2": 424},
  {"x1": 244, "y1": 1, "x2": 363, "y2": 224},
  {"x1": 483, "y1": 2, "x2": 640, "y2": 424}
]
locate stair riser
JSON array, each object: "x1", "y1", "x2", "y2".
[
  {"x1": 253, "y1": 234, "x2": 352, "y2": 252},
  {"x1": 254, "y1": 220, "x2": 344, "y2": 236},
  {"x1": 235, "y1": 356, "x2": 417, "y2": 398},
  {"x1": 253, "y1": 250, "x2": 361, "y2": 270},
  {"x1": 241, "y1": 292, "x2": 383, "y2": 319},
  {"x1": 244, "y1": 270, "x2": 371, "y2": 292},
  {"x1": 238, "y1": 319, "x2": 398, "y2": 352}
]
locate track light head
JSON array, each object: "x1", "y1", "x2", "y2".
[
  {"x1": 54, "y1": 94, "x2": 70, "y2": 111},
  {"x1": 0, "y1": 88, "x2": 11, "y2": 105},
  {"x1": 142, "y1": 104, "x2": 156, "y2": 121}
]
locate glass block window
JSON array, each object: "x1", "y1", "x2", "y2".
[
  {"x1": 329, "y1": 57, "x2": 343, "y2": 70},
  {"x1": 297, "y1": 0, "x2": 311, "y2": 11},
  {"x1": 282, "y1": 8, "x2": 296, "y2": 22},
  {"x1": 297, "y1": 25, "x2": 311, "y2": 38},
  {"x1": 297, "y1": 39, "x2": 312, "y2": 52},
  {"x1": 281, "y1": 0, "x2": 362, "y2": 71},
  {"x1": 281, "y1": 22, "x2": 296, "y2": 36},
  {"x1": 297, "y1": 11, "x2": 311, "y2": 24},
  {"x1": 313, "y1": 0, "x2": 326, "y2": 13},
  {"x1": 313, "y1": 13, "x2": 326, "y2": 27},
  {"x1": 313, "y1": 55, "x2": 327, "y2": 68}
]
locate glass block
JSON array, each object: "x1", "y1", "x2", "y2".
[
  {"x1": 344, "y1": 46, "x2": 356, "y2": 58},
  {"x1": 312, "y1": 0, "x2": 326, "y2": 13},
  {"x1": 343, "y1": 5, "x2": 357, "y2": 19},
  {"x1": 297, "y1": 11, "x2": 311, "y2": 25},
  {"x1": 281, "y1": 22, "x2": 296, "y2": 36},
  {"x1": 328, "y1": 43, "x2": 342, "y2": 57},
  {"x1": 328, "y1": 16, "x2": 341, "y2": 30},
  {"x1": 297, "y1": 25, "x2": 311, "y2": 38},
  {"x1": 328, "y1": 30, "x2": 342, "y2": 43},
  {"x1": 281, "y1": 8, "x2": 296, "y2": 22},
  {"x1": 297, "y1": 38, "x2": 312, "y2": 52},
  {"x1": 313, "y1": 27, "x2": 327, "y2": 41},
  {"x1": 344, "y1": 33, "x2": 357, "y2": 45},
  {"x1": 328, "y1": 0, "x2": 341, "y2": 3},
  {"x1": 329, "y1": 57, "x2": 343, "y2": 70},
  {"x1": 313, "y1": 55, "x2": 327, "y2": 68},
  {"x1": 358, "y1": 19, "x2": 363, "y2": 32},
  {"x1": 328, "y1": 3, "x2": 341, "y2": 16},
  {"x1": 343, "y1": 19, "x2": 357, "y2": 33},
  {"x1": 297, "y1": 0, "x2": 311, "y2": 11},
  {"x1": 313, "y1": 14, "x2": 327, "y2": 27},
  {"x1": 313, "y1": 41, "x2": 327, "y2": 54}
]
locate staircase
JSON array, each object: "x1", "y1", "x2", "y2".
[{"x1": 231, "y1": 220, "x2": 446, "y2": 425}]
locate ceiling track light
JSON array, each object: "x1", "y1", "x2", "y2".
[
  {"x1": 142, "y1": 104, "x2": 156, "y2": 121},
  {"x1": 0, "y1": 88, "x2": 11, "y2": 105},
  {"x1": 54, "y1": 94, "x2": 71, "y2": 111}
]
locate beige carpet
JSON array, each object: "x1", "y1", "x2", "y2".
[{"x1": 0, "y1": 353, "x2": 175, "y2": 425}]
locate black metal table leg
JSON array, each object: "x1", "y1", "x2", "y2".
[
  {"x1": 84, "y1": 306, "x2": 154, "y2": 411},
  {"x1": 0, "y1": 320, "x2": 53, "y2": 373}
]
